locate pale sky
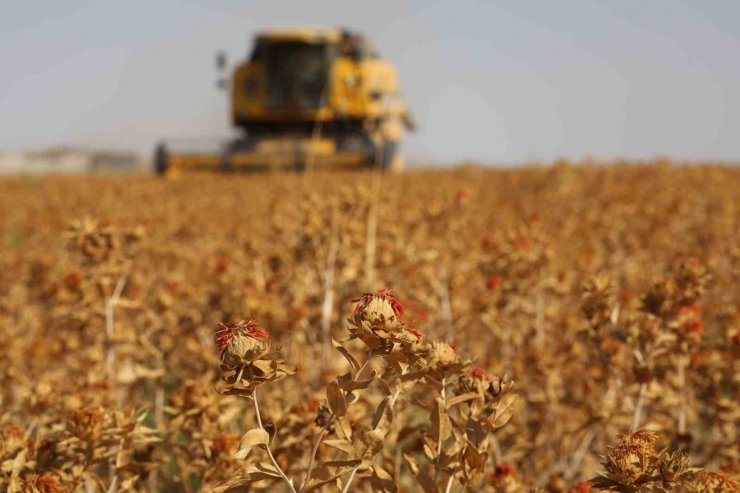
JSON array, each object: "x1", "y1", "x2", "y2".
[{"x1": 1, "y1": 0, "x2": 738, "y2": 165}]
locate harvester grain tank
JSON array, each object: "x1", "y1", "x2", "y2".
[{"x1": 155, "y1": 27, "x2": 415, "y2": 175}]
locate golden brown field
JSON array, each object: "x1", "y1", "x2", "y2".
[{"x1": 1, "y1": 164, "x2": 738, "y2": 493}]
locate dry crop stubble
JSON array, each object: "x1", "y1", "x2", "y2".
[{"x1": 0, "y1": 163, "x2": 738, "y2": 492}]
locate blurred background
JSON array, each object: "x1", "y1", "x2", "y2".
[
  {"x1": 2, "y1": 4, "x2": 740, "y2": 491},
  {"x1": 1, "y1": 0, "x2": 739, "y2": 172}
]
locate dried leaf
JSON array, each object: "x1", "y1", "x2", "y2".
[
  {"x1": 217, "y1": 461, "x2": 283, "y2": 490},
  {"x1": 336, "y1": 415, "x2": 353, "y2": 441},
  {"x1": 321, "y1": 458, "x2": 363, "y2": 468},
  {"x1": 446, "y1": 392, "x2": 479, "y2": 409},
  {"x1": 490, "y1": 393, "x2": 518, "y2": 429},
  {"x1": 376, "y1": 377, "x2": 393, "y2": 396},
  {"x1": 251, "y1": 359, "x2": 275, "y2": 373},
  {"x1": 327, "y1": 380, "x2": 348, "y2": 417},
  {"x1": 371, "y1": 465, "x2": 397, "y2": 493},
  {"x1": 342, "y1": 370, "x2": 377, "y2": 391},
  {"x1": 371, "y1": 395, "x2": 393, "y2": 434},
  {"x1": 465, "y1": 416, "x2": 487, "y2": 447},
  {"x1": 463, "y1": 443, "x2": 487, "y2": 468},
  {"x1": 234, "y1": 428, "x2": 269, "y2": 459},
  {"x1": 400, "y1": 368, "x2": 428, "y2": 383},
  {"x1": 322, "y1": 439, "x2": 353, "y2": 455},
  {"x1": 404, "y1": 453, "x2": 421, "y2": 476},
  {"x1": 353, "y1": 429, "x2": 385, "y2": 460},
  {"x1": 332, "y1": 338, "x2": 359, "y2": 373},
  {"x1": 303, "y1": 475, "x2": 344, "y2": 493},
  {"x1": 431, "y1": 397, "x2": 452, "y2": 441},
  {"x1": 415, "y1": 470, "x2": 440, "y2": 493}
]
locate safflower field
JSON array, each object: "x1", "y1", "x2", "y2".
[{"x1": 0, "y1": 163, "x2": 738, "y2": 492}]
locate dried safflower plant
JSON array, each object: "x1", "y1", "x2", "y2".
[
  {"x1": 3, "y1": 165, "x2": 740, "y2": 492},
  {"x1": 214, "y1": 289, "x2": 519, "y2": 493},
  {"x1": 214, "y1": 319, "x2": 298, "y2": 492}
]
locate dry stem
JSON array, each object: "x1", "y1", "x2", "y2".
[
  {"x1": 105, "y1": 275, "x2": 127, "y2": 390},
  {"x1": 677, "y1": 356, "x2": 687, "y2": 435},
  {"x1": 320, "y1": 210, "x2": 339, "y2": 370},
  {"x1": 299, "y1": 412, "x2": 335, "y2": 492},
  {"x1": 535, "y1": 289, "x2": 545, "y2": 346},
  {"x1": 252, "y1": 389, "x2": 297, "y2": 493},
  {"x1": 490, "y1": 433, "x2": 503, "y2": 465},
  {"x1": 444, "y1": 475, "x2": 455, "y2": 493},
  {"x1": 631, "y1": 383, "x2": 646, "y2": 431},
  {"x1": 340, "y1": 467, "x2": 359, "y2": 493},
  {"x1": 364, "y1": 165, "x2": 383, "y2": 289},
  {"x1": 299, "y1": 353, "x2": 374, "y2": 492},
  {"x1": 439, "y1": 267, "x2": 452, "y2": 326},
  {"x1": 564, "y1": 429, "x2": 596, "y2": 480},
  {"x1": 434, "y1": 377, "x2": 447, "y2": 484}
]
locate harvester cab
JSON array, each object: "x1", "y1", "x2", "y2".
[{"x1": 155, "y1": 27, "x2": 414, "y2": 175}]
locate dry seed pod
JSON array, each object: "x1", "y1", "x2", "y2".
[
  {"x1": 582, "y1": 275, "x2": 616, "y2": 331},
  {"x1": 348, "y1": 288, "x2": 422, "y2": 346},
  {"x1": 352, "y1": 288, "x2": 403, "y2": 331},
  {"x1": 215, "y1": 320, "x2": 271, "y2": 367},
  {"x1": 687, "y1": 471, "x2": 738, "y2": 492},
  {"x1": 592, "y1": 430, "x2": 660, "y2": 490}
]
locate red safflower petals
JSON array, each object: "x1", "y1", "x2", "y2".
[
  {"x1": 690, "y1": 350, "x2": 709, "y2": 367},
  {"x1": 486, "y1": 275, "x2": 501, "y2": 290},
  {"x1": 407, "y1": 327, "x2": 422, "y2": 338},
  {"x1": 215, "y1": 255, "x2": 230, "y2": 273},
  {"x1": 247, "y1": 326, "x2": 271, "y2": 340},
  {"x1": 353, "y1": 288, "x2": 404, "y2": 317},
  {"x1": 65, "y1": 271, "x2": 83, "y2": 288},
  {"x1": 215, "y1": 319, "x2": 270, "y2": 350},
  {"x1": 682, "y1": 319, "x2": 704, "y2": 334},
  {"x1": 570, "y1": 482, "x2": 592, "y2": 493},
  {"x1": 494, "y1": 463, "x2": 515, "y2": 479},
  {"x1": 679, "y1": 303, "x2": 702, "y2": 315}
]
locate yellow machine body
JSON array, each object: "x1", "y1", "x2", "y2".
[{"x1": 156, "y1": 27, "x2": 414, "y2": 175}]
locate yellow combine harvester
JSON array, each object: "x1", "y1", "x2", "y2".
[{"x1": 155, "y1": 27, "x2": 414, "y2": 175}]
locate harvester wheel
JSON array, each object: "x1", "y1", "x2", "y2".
[
  {"x1": 379, "y1": 140, "x2": 399, "y2": 170},
  {"x1": 154, "y1": 142, "x2": 169, "y2": 176}
]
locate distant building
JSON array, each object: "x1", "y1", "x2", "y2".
[{"x1": 0, "y1": 147, "x2": 141, "y2": 174}]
